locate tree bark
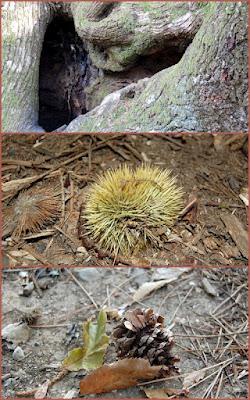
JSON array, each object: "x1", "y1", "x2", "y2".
[
  {"x1": 71, "y1": 1, "x2": 202, "y2": 71},
  {"x1": 2, "y1": 2, "x2": 247, "y2": 133},
  {"x1": 2, "y1": 2, "x2": 52, "y2": 132}
]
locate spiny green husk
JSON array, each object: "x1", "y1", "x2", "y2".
[{"x1": 83, "y1": 164, "x2": 184, "y2": 255}]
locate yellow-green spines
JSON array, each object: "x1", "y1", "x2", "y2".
[{"x1": 84, "y1": 165, "x2": 184, "y2": 255}]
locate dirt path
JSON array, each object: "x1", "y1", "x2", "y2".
[{"x1": 2, "y1": 267, "x2": 248, "y2": 398}]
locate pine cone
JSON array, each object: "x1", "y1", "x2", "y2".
[{"x1": 113, "y1": 308, "x2": 179, "y2": 374}]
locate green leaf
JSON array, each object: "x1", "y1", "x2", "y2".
[{"x1": 62, "y1": 310, "x2": 109, "y2": 372}]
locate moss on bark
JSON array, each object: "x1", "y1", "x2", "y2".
[
  {"x1": 65, "y1": 2, "x2": 247, "y2": 133},
  {"x1": 2, "y1": 2, "x2": 247, "y2": 133}
]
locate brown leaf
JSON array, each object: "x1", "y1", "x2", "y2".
[
  {"x1": 80, "y1": 358, "x2": 162, "y2": 395},
  {"x1": 133, "y1": 268, "x2": 189, "y2": 302},
  {"x1": 144, "y1": 387, "x2": 189, "y2": 398}
]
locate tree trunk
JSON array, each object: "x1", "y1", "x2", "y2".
[
  {"x1": 2, "y1": 2, "x2": 52, "y2": 132},
  {"x1": 2, "y1": 2, "x2": 247, "y2": 133}
]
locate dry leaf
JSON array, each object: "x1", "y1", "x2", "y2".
[
  {"x1": 133, "y1": 268, "x2": 189, "y2": 302},
  {"x1": 144, "y1": 387, "x2": 189, "y2": 398},
  {"x1": 152, "y1": 267, "x2": 190, "y2": 281},
  {"x1": 80, "y1": 358, "x2": 162, "y2": 394},
  {"x1": 133, "y1": 281, "x2": 172, "y2": 302},
  {"x1": 62, "y1": 310, "x2": 109, "y2": 371},
  {"x1": 183, "y1": 369, "x2": 205, "y2": 389}
]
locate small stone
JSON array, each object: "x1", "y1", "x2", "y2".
[
  {"x1": 202, "y1": 278, "x2": 218, "y2": 296},
  {"x1": 75, "y1": 268, "x2": 100, "y2": 282},
  {"x1": 2, "y1": 322, "x2": 30, "y2": 344},
  {"x1": 38, "y1": 278, "x2": 53, "y2": 290},
  {"x1": 19, "y1": 271, "x2": 29, "y2": 278},
  {"x1": 13, "y1": 346, "x2": 25, "y2": 361},
  {"x1": 21, "y1": 282, "x2": 34, "y2": 296}
]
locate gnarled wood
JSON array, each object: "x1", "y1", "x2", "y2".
[
  {"x1": 2, "y1": 2, "x2": 247, "y2": 133},
  {"x1": 72, "y1": 2, "x2": 202, "y2": 71}
]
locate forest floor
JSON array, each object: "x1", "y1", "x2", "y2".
[
  {"x1": 2, "y1": 267, "x2": 248, "y2": 398},
  {"x1": 2, "y1": 133, "x2": 248, "y2": 267}
]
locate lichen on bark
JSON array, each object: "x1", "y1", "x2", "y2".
[
  {"x1": 2, "y1": 2, "x2": 52, "y2": 132},
  {"x1": 2, "y1": 1, "x2": 248, "y2": 133},
  {"x1": 65, "y1": 2, "x2": 248, "y2": 133}
]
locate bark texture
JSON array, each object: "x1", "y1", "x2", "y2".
[
  {"x1": 2, "y1": 2, "x2": 52, "y2": 132},
  {"x1": 66, "y1": 2, "x2": 248, "y2": 133},
  {"x1": 71, "y1": 1, "x2": 202, "y2": 71},
  {"x1": 2, "y1": 1, "x2": 248, "y2": 133}
]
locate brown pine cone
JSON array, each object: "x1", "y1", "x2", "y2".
[{"x1": 113, "y1": 308, "x2": 179, "y2": 373}]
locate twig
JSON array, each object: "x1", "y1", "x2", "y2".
[
  {"x1": 179, "y1": 197, "x2": 198, "y2": 218},
  {"x1": 3, "y1": 136, "x2": 124, "y2": 202},
  {"x1": 54, "y1": 225, "x2": 79, "y2": 247},
  {"x1": 30, "y1": 323, "x2": 72, "y2": 329},
  {"x1": 69, "y1": 176, "x2": 74, "y2": 213},
  {"x1": 21, "y1": 244, "x2": 52, "y2": 266},
  {"x1": 169, "y1": 286, "x2": 194, "y2": 324},
  {"x1": 60, "y1": 171, "x2": 65, "y2": 220},
  {"x1": 122, "y1": 141, "x2": 144, "y2": 162},
  {"x1": 173, "y1": 330, "x2": 248, "y2": 339},
  {"x1": 215, "y1": 371, "x2": 224, "y2": 398},
  {"x1": 138, "y1": 357, "x2": 236, "y2": 386},
  {"x1": 202, "y1": 359, "x2": 232, "y2": 398},
  {"x1": 211, "y1": 283, "x2": 247, "y2": 315},
  {"x1": 88, "y1": 136, "x2": 92, "y2": 173},
  {"x1": 66, "y1": 269, "x2": 98, "y2": 309}
]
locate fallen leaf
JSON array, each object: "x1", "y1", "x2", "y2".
[
  {"x1": 62, "y1": 310, "x2": 109, "y2": 371},
  {"x1": 144, "y1": 387, "x2": 189, "y2": 398},
  {"x1": 183, "y1": 369, "x2": 205, "y2": 389},
  {"x1": 152, "y1": 267, "x2": 190, "y2": 281},
  {"x1": 80, "y1": 358, "x2": 162, "y2": 394},
  {"x1": 133, "y1": 268, "x2": 189, "y2": 302}
]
